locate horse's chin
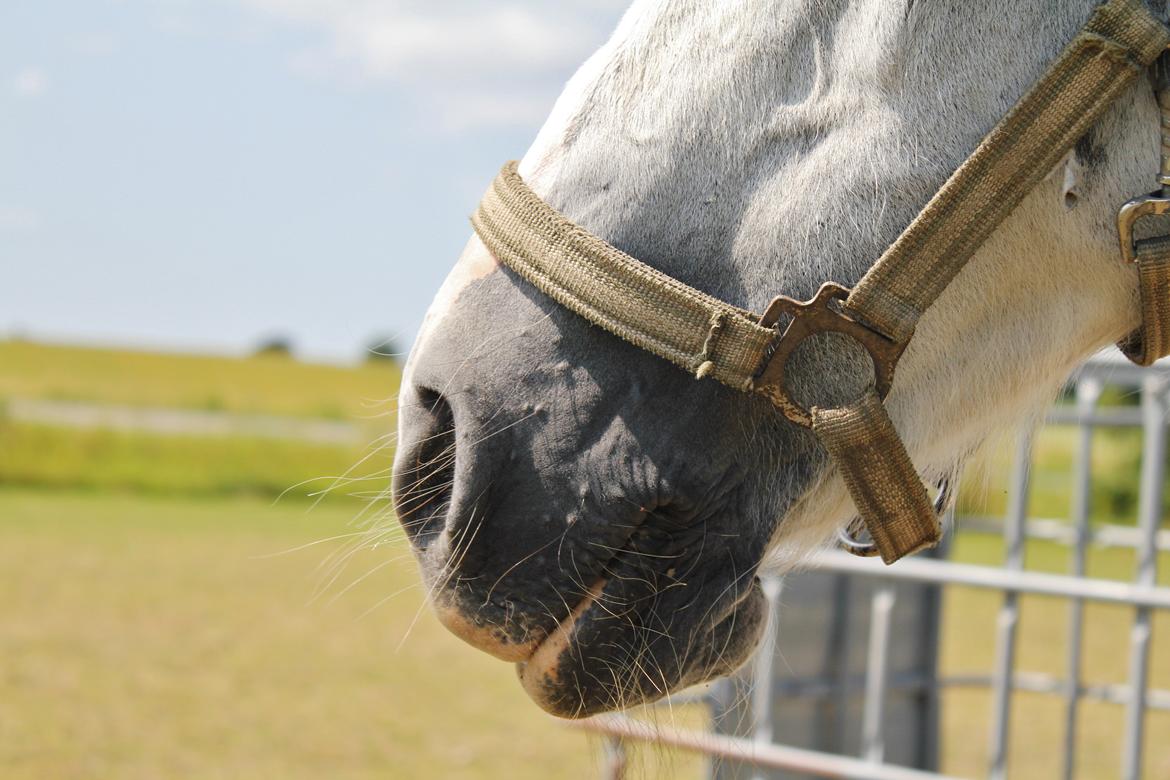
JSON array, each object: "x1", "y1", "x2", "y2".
[{"x1": 515, "y1": 576, "x2": 768, "y2": 719}]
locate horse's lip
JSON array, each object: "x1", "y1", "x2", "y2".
[
  {"x1": 513, "y1": 513, "x2": 646, "y2": 674},
  {"x1": 429, "y1": 511, "x2": 644, "y2": 665},
  {"x1": 432, "y1": 599, "x2": 542, "y2": 663},
  {"x1": 513, "y1": 572, "x2": 767, "y2": 719},
  {"x1": 430, "y1": 574, "x2": 606, "y2": 665},
  {"x1": 515, "y1": 578, "x2": 607, "y2": 707}
]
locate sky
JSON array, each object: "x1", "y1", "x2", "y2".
[{"x1": 0, "y1": 0, "x2": 628, "y2": 363}]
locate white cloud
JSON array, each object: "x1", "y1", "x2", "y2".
[
  {"x1": 11, "y1": 67, "x2": 49, "y2": 98},
  {"x1": 0, "y1": 206, "x2": 44, "y2": 233},
  {"x1": 238, "y1": 0, "x2": 626, "y2": 131},
  {"x1": 73, "y1": 32, "x2": 119, "y2": 57}
]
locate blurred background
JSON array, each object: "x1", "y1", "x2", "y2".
[
  {"x1": 1, "y1": 2, "x2": 1166, "y2": 779},
  {"x1": 1, "y1": 2, "x2": 629, "y2": 778}
]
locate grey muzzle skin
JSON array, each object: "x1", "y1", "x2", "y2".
[{"x1": 394, "y1": 279, "x2": 789, "y2": 715}]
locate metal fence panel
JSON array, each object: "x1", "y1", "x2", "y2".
[
  {"x1": 711, "y1": 562, "x2": 943, "y2": 780},
  {"x1": 583, "y1": 351, "x2": 1170, "y2": 780}
]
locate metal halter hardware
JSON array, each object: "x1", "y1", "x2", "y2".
[
  {"x1": 1118, "y1": 51, "x2": 1170, "y2": 263},
  {"x1": 1119, "y1": 196, "x2": 1170, "y2": 263},
  {"x1": 837, "y1": 478, "x2": 954, "y2": 558},
  {"x1": 1114, "y1": 47, "x2": 1170, "y2": 368},
  {"x1": 753, "y1": 283, "x2": 907, "y2": 428}
]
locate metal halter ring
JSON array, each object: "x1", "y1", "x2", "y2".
[
  {"x1": 1118, "y1": 193, "x2": 1170, "y2": 264},
  {"x1": 752, "y1": 282, "x2": 908, "y2": 428},
  {"x1": 837, "y1": 478, "x2": 954, "y2": 558}
]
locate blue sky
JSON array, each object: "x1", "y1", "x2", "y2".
[{"x1": 0, "y1": 0, "x2": 626, "y2": 362}]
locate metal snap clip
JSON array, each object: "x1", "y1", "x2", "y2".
[
  {"x1": 1118, "y1": 193, "x2": 1170, "y2": 264},
  {"x1": 836, "y1": 478, "x2": 954, "y2": 558}
]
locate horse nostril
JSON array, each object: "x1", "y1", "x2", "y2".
[{"x1": 393, "y1": 387, "x2": 457, "y2": 552}]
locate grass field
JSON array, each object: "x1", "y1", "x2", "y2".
[
  {"x1": 0, "y1": 339, "x2": 396, "y2": 500},
  {"x1": 2, "y1": 339, "x2": 1169, "y2": 779},
  {"x1": 0, "y1": 490, "x2": 603, "y2": 780},
  {"x1": 0, "y1": 420, "x2": 391, "y2": 499},
  {"x1": 0, "y1": 340, "x2": 400, "y2": 420},
  {"x1": 2, "y1": 490, "x2": 1166, "y2": 780}
]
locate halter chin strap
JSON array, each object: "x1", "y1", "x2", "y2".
[{"x1": 472, "y1": 0, "x2": 1170, "y2": 564}]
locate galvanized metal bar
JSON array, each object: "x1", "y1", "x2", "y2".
[
  {"x1": 751, "y1": 575, "x2": 784, "y2": 780},
  {"x1": 602, "y1": 736, "x2": 627, "y2": 780},
  {"x1": 988, "y1": 433, "x2": 1031, "y2": 780},
  {"x1": 803, "y1": 554, "x2": 1170, "y2": 609},
  {"x1": 861, "y1": 584, "x2": 896, "y2": 763},
  {"x1": 1045, "y1": 407, "x2": 1146, "y2": 427},
  {"x1": 576, "y1": 714, "x2": 968, "y2": 780},
  {"x1": 940, "y1": 672, "x2": 1170, "y2": 710},
  {"x1": 1121, "y1": 376, "x2": 1167, "y2": 779},
  {"x1": 753, "y1": 670, "x2": 1170, "y2": 710},
  {"x1": 823, "y1": 575, "x2": 853, "y2": 756},
  {"x1": 956, "y1": 515, "x2": 1170, "y2": 552},
  {"x1": 917, "y1": 512, "x2": 952, "y2": 773},
  {"x1": 1063, "y1": 376, "x2": 1102, "y2": 780}
]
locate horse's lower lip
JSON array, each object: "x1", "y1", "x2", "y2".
[
  {"x1": 432, "y1": 600, "x2": 541, "y2": 663},
  {"x1": 431, "y1": 575, "x2": 606, "y2": 665},
  {"x1": 514, "y1": 573, "x2": 768, "y2": 719},
  {"x1": 515, "y1": 579, "x2": 607, "y2": 711}
]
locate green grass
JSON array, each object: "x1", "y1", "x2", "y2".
[
  {"x1": 0, "y1": 420, "x2": 390, "y2": 501},
  {"x1": 0, "y1": 490, "x2": 605, "y2": 780},
  {"x1": 0, "y1": 340, "x2": 399, "y2": 501},
  {"x1": 3, "y1": 489, "x2": 1166, "y2": 780},
  {"x1": 0, "y1": 339, "x2": 1158, "y2": 523},
  {"x1": 0, "y1": 340, "x2": 401, "y2": 420}
]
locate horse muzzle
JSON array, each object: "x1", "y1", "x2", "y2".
[{"x1": 393, "y1": 378, "x2": 768, "y2": 716}]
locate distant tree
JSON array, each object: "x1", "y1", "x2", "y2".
[
  {"x1": 253, "y1": 334, "x2": 295, "y2": 358},
  {"x1": 365, "y1": 334, "x2": 402, "y2": 363}
]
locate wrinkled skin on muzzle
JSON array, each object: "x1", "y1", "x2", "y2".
[{"x1": 394, "y1": 241, "x2": 816, "y2": 717}]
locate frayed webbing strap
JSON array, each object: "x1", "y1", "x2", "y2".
[
  {"x1": 846, "y1": 0, "x2": 1170, "y2": 343},
  {"x1": 812, "y1": 390, "x2": 941, "y2": 564},
  {"x1": 472, "y1": 163, "x2": 776, "y2": 391},
  {"x1": 1120, "y1": 235, "x2": 1170, "y2": 365}
]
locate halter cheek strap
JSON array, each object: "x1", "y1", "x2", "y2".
[
  {"x1": 472, "y1": 0, "x2": 1170, "y2": 564},
  {"x1": 1119, "y1": 54, "x2": 1170, "y2": 365},
  {"x1": 1120, "y1": 235, "x2": 1170, "y2": 364}
]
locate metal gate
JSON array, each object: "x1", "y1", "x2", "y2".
[{"x1": 583, "y1": 351, "x2": 1170, "y2": 779}]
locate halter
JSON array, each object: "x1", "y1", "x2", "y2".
[{"x1": 472, "y1": 0, "x2": 1170, "y2": 564}]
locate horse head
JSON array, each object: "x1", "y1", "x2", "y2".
[{"x1": 394, "y1": 0, "x2": 1161, "y2": 717}]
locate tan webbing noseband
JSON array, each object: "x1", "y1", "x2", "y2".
[{"x1": 473, "y1": 0, "x2": 1170, "y2": 563}]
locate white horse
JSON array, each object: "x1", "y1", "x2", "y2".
[{"x1": 394, "y1": 0, "x2": 1163, "y2": 717}]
